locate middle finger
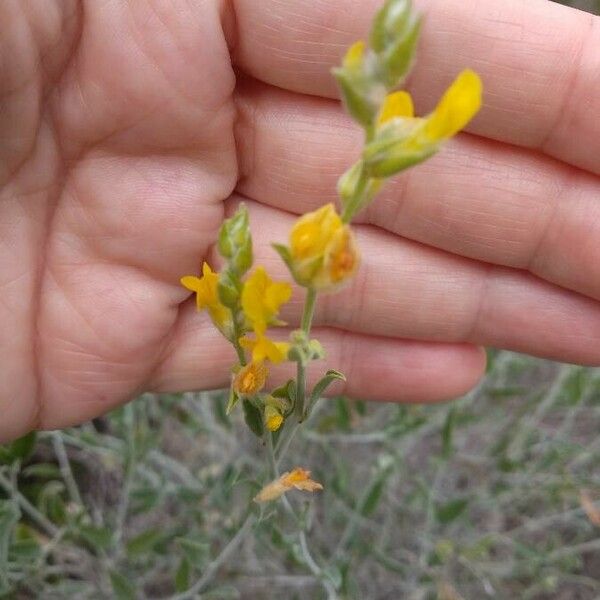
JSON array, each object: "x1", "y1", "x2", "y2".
[{"x1": 235, "y1": 81, "x2": 600, "y2": 302}]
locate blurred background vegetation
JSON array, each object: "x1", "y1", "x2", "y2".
[{"x1": 1, "y1": 1, "x2": 598, "y2": 599}]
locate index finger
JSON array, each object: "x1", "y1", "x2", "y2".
[{"x1": 232, "y1": 0, "x2": 600, "y2": 174}]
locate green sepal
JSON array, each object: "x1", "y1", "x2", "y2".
[
  {"x1": 242, "y1": 398, "x2": 264, "y2": 437},
  {"x1": 338, "y1": 161, "x2": 382, "y2": 223},
  {"x1": 217, "y1": 269, "x2": 242, "y2": 309},
  {"x1": 363, "y1": 144, "x2": 437, "y2": 178},
  {"x1": 272, "y1": 243, "x2": 293, "y2": 270},
  {"x1": 308, "y1": 339, "x2": 326, "y2": 360}
]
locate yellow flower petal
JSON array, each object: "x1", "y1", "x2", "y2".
[
  {"x1": 240, "y1": 334, "x2": 290, "y2": 364},
  {"x1": 290, "y1": 204, "x2": 342, "y2": 261},
  {"x1": 180, "y1": 262, "x2": 233, "y2": 335},
  {"x1": 424, "y1": 69, "x2": 482, "y2": 141},
  {"x1": 233, "y1": 362, "x2": 268, "y2": 395},
  {"x1": 180, "y1": 275, "x2": 201, "y2": 292},
  {"x1": 241, "y1": 267, "x2": 291, "y2": 334},
  {"x1": 377, "y1": 90, "x2": 415, "y2": 126}
]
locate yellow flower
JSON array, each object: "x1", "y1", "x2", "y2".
[
  {"x1": 233, "y1": 362, "x2": 268, "y2": 395},
  {"x1": 240, "y1": 333, "x2": 290, "y2": 364},
  {"x1": 181, "y1": 263, "x2": 233, "y2": 337},
  {"x1": 241, "y1": 267, "x2": 291, "y2": 334},
  {"x1": 264, "y1": 405, "x2": 284, "y2": 432},
  {"x1": 254, "y1": 468, "x2": 323, "y2": 503},
  {"x1": 364, "y1": 69, "x2": 482, "y2": 177},
  {"x1": 280, "y1": 203, "x2": 360, "y2": 292}
]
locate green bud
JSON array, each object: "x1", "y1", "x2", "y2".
[
  {"x1": 217, "y1": 204, "x2": 253, "y2": 276},
  {"x1": 370, "y1": 0, "x2": 412, "y2": 53},
  {"x1": 368, "y1": 0, "x2": 421, "y2": 89},
  {"x1": 332, "y1": 69, "x2": 379, "y2": 128},
  {"x1": 382, "y1": 16, "x2": 421, "y2": 88}
]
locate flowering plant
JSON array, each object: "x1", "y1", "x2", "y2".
[{"x1": 182, "y1": 0, "x2": 481, "y2": 504}]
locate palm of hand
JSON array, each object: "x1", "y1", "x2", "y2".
[
  {"x1": 2, "y1": 0, "x2": 599, "y2": 442},
  {"x1": 2, "y1": 1, "x2": 236, "y2": 438}
]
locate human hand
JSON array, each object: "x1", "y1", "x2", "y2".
[{"x1": 1, "y1": 0, "x2": 598, "y2": 442}]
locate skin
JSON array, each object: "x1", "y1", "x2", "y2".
[{"x1": 1, "y1": 0, "x2": 598, "y2": 443}]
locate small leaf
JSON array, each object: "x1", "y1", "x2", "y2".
[
  {"x1": 243, "y1": 398, "x2": 264, "y2": 437},
  {"x1": 0, "y1": 432, "x2": 37, "y2": 464},
  {"x1": 126, "y1": 528, "x2": 163, "y2": 558},
  {"x1": 310, "y1": 370, "x2": 346, "y2": 404},
  {"x1": 435, "y1": 498, "x2": 468, "y2": 524},
  {"x1": 21, "y1": 463, "x2": 61, "y2": 480}
]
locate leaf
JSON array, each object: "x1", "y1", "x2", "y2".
[
  {"x1": 310, "y1": 370, "x2": 346, "y2": 404},
  {"x1": 126, "y1": 528, "x2": 163, "y2": 558},
  {"x1": 361, "y1": 478, "x2": 387, "y2": 517},
  {"x1": 21, "y1": 463, "x2": 62, "y2": 480},
  {"x1": 109, "y1": 570, "x2": 137, "y2": 600},
  {"x1": 242, "y1": 398, "x2": 264, "y2": 438},
  {"x1": 435, "y1": 499, "x2": 468, "y2": 525},
  {"x1": 78, "y1": 525, "x2": 113, "y2": 551},
  {"x1": 0, "y1": 432, "x2": 37, "y2": 464},
  {"x1": 441, "y1": 407, "x2": 456, "y2": 459}
]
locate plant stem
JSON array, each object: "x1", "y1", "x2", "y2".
[
  {"x1": 295, "y1": 287, "x2": 317, "y2": 420},
  {"x1": 51, "y1": 432, "x2": 84, "y2": 509},
  {"x1": 234, "y1": 339, "x2": 246, "y2": 366}
]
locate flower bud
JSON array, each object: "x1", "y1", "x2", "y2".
[
  {"x1": 275, "y1": 204, "x2": 360, "y2": 293},
  {"x1": 369, "y1": 0, "x2": 421, "y2": 88},
  {"x1": 332, "y1": 41, "x2": 383, "y2": 128},
  {"x1": 218, "y1": 204, "x2": 253, "y2": 277}
]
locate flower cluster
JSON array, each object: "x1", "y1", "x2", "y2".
[{"x1": 181, "y1": 0, "x2": 482, "y2": 503}]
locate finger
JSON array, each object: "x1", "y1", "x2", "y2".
[
  {"x1": 235, "y1": 82, "x2": 600, "y2": 301},
  {"x1": 232, "y1": 0, "x2": 600, "y2": 173},
  {"x1": 150, "y1": 301, "x2": 486, "y2": 403},
  {"x1": 219, "y1": 199, "x2": 600, "y2": 366}
]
